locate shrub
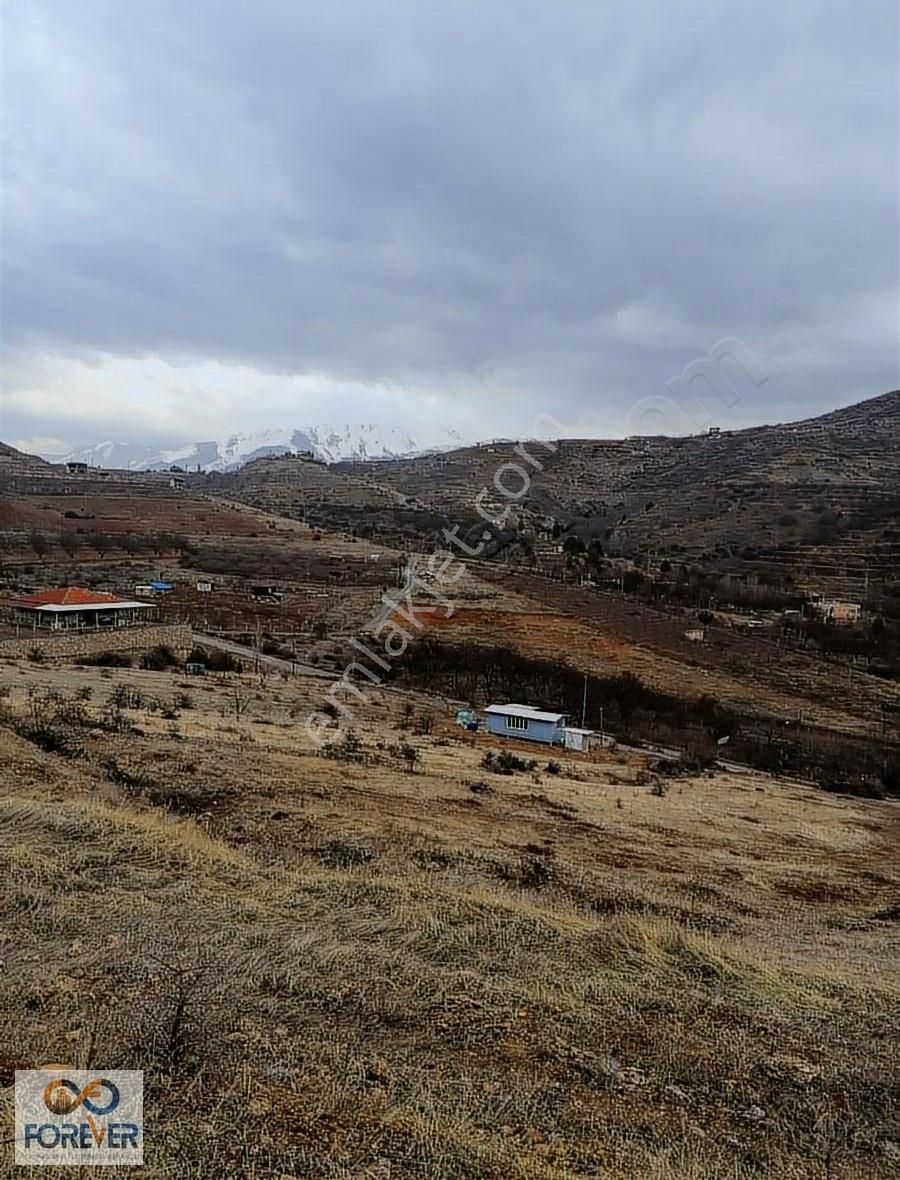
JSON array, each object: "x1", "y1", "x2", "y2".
[
  {"x1": 101, "y1": 757, "x2": 151, "y2": 794},
  {"x1": 77, "y1": 651, "x2": 133, "y2": 668},
  {"x1": 3, "y1": 690, "x2": 89, "y2": 756},
  {"x1": 187, "y1": 646, "x2": 241, "y2": 673},
  {"x1": 398, "y1": 740, "x2": 419, "y2": 772},
  {"x1": 520, "y1": 854, "x2": 554, "y2": 889},
  {"x1": 109, "y1": 683, "x2": 145, "y2": 710},
  {"x1": 482, "y1": 749, "x2": 536, "y2": 775},
  {"x1": 315, "y1": 839, "x2": 375, "y2": 868},
  {"x1": 147, "y1": 782, "x2": 229, "y2": 815},
  {"x1": 322, "y1": 729, "x2": 365, "y2": 762},
  {"x1": 653, "y1": 753, "x2": 714, "y2": 777},
  {"x1": 140, "y1": 645, "x2": 180, "y2": 671}
]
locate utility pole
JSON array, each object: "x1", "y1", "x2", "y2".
[{"x1": 581, "y1": 674, "x2": 588, "y2": 728}]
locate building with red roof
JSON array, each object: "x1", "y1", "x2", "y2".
[{"x1": 8, "y1": 587, "x2": 153, "y2": 631}]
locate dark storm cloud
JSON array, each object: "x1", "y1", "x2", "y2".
[{"x1": 1, "y1": 0, "x2": 897, "y2": 446}]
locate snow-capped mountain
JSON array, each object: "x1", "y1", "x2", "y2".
[{"x1": 51, "y1": 424, "x2": 465, "y2": 472}]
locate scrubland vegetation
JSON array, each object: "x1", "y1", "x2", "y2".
[
  {"x1": 0, "y1": 660, "x2": 897, "y2": 1178},
  {"x1": 1, "y1": 394, "x2": 898, "y2": 1175}
]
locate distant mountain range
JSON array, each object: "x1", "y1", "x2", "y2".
[
  {"x1": 47, "y1": 424, "x2": 466, "y2": 472},
  {"x1": 5, "y1": 391, "x2": 899, "y2": 606}
]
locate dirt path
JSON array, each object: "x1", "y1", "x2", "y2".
[{"x1": 190, "y1": 631, "x2": 334, "y2": 679}]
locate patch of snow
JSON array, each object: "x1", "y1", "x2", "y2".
[{"x1": 53, "y1": 424, "x2": 468, "y2": 472}]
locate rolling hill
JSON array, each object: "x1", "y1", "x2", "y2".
[
  {"x1": 210, "y1": 390, "x2": 900, "y2": 600},
  {"x1": 3, "y1": 390, "x2": 898, "y2": 600},
  {"x1": 0, "y1": 441, "x2": 50, "y2": 473}
]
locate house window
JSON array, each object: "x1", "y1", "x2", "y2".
[{"x1": 507, "y1": 714, "x2": 528, "y2": 731}]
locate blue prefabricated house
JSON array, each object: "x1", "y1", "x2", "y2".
[{"x1": 484, "y1": 703, "x2": 569, "y2": 745}]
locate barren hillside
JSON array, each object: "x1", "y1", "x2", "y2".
[
  {"x1": 336, "y1": 391, "x2": 900, "y2": 585},
  {"x1": 0, "y1": 660, "x2": 898, "y2": 1178},
  {"x1": 186, "y1": 391, "x2": 900, "y2": 602},
  {"x1": 0, "y1": 442, "x2": 50, "y2": 474}
]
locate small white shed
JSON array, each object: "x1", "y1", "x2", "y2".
[{"x1": 563, "y1": 726, "x2": 596, "y2": 752}]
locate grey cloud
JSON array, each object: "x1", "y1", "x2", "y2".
[{"x1": 1, "y1": 0, "x2": 897, "y2": 448}]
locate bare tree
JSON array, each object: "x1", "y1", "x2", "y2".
[{"x1": 231, "y1": 684, "x2": 251, "y2": 719}]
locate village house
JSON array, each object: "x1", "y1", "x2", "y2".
[
  {"x1": 484, "y1": 703, "x2": 569, "y2": 744},
  {"x1": 8, "y1": 587, "x2": 153, "y2": 631},
  {"x1": 810, "y1": 598, "x2": 862, "y2": 625}
]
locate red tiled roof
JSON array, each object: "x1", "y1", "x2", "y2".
[{"x1": 9, "y1": 587, "x2": 130, "y2": 608}]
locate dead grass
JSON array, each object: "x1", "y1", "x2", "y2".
[{"x1": 0, "y1": 662, "x2": 898, "y2": 1178}]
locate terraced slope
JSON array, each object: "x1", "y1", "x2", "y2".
[
  {"x1": 336, "y1": 390, "x2": 899, "y2": 524},
  {"x1": 0, "y1": 441, "x2": 50, "y2": 475},
  {"x1": 202, "y1": 454, "x2": 421, "y2": 513},
  {"x1": 333, "y1": 390, "x2": 900, "y2": 594}
]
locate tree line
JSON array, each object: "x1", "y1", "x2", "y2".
[{"x1": 388, "y1": 637, "x2": 899, "y2": 795}]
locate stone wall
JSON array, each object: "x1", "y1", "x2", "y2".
[{"x1": 0, "y1": 623, "x2": 193, "y2": 663}]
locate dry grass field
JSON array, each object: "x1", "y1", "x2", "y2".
[{"x1": 0, "y1": 660, "x2": 897, "y2": 1178}]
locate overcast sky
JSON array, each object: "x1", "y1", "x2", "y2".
[{"x1": 2, "y1": 0, "x2": 897, "y2": 454}]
